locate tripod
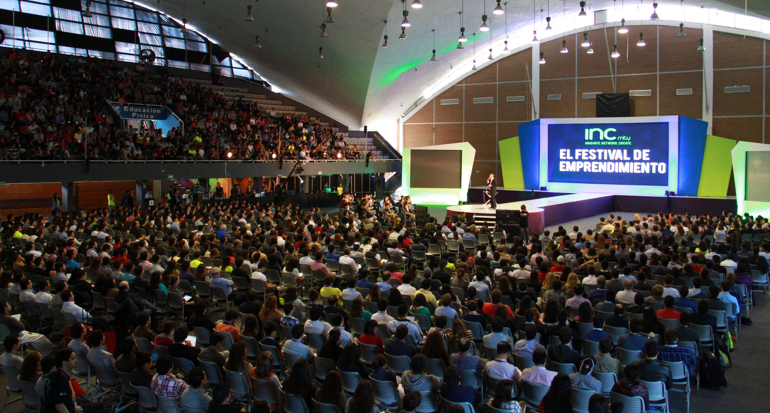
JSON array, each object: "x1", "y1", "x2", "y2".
[{"x1": 483, "y1": 190, "x2": 497, "y2": 209}]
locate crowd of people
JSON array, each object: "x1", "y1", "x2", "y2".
[
  {"x1": 0, "y1": 197, "x2": 760, "y2": 413},
  {"x1": 0, "y1": 48, "x2": 366, "y2": 162}
]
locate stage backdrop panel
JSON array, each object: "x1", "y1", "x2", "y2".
[
  {"x1": 732, "y1": 141, "x2": 770, "y2": 216},
  {"x1": 697, "y1": 135, "x2": 737, "y2": 198},
  {"x1": 402, "y1": 142, "x2": 476, "y2": 205}
]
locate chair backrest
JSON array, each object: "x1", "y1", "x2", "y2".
[
  {"x1": 134, "y1": 385, "x2": 159, "y2": 411},
  {"x1": 663, "y1": 360, "x2": 688, "y2": 381},
  {"x1": 282, "y1": 390, "x2": 310, "y2": 413},
  {"x1": 409, "y1": 312, "x2": 431, "y2": 332},
  {"x1": 462, "y1": 320, "x2": 485, "y2": 341},
  {"x1": 192, "y1": 327, "x2": 211, "y2": 347},
  {"x1": 364, "y1": 300, "x2": 379, "y2": 314},
  {"x1": 384, "y1": 353, "x2": 412, "y2": 375},
  {"x1": 312, "y1": 398, "x2": 343, "y2": 413},
  {"x1": 523, "y1": 382, "x2": 550, "y2": 410},
  {"x1": 457, "y1": 369, "x2": 482, "y2": 391},
  {"x1": 133, "y1": 335, "x2": 154, "y2": 354},
  {"x1": 224, "y1": 369, "x2": 250, "y2": 401},
  {"x1": 549, "y1": 360, "x2": 577, "y2": 375},
  {"x1": 513, "y1": 354, "x2": 535, "y2": 370},
  {"x1": 314, "y1": 357, "x2": 337, "y2": 382},
  {"x1": 199, "y1": 360, "x2": 222, "y2": 385},
  {"x1": 338, "y1": 369, "x2": 361, "y2": 395},
  {"x1": 609, "y1": 392, "x2": 646, "y2": 413},
  {"x1": 582, "y1": 340, "x2": 600, "y2": 357},
  {"x1": 242, "y1": 335, "x2": 260, "y2": 361},
  {"x1": 285, "y1": 350, "x2": 305, "y2": 372},
  {"x1": 571, "y1": 387, "x2": 597, "y2": 413},
  {"x1": 416, "y1": 391, "x2": 439, "y2": 413},
  {"x1": 689, "y1": 323, "x2": 713, "y2": 343},
  {"x1": 592, "y1": 371, "x2": 618, "y2": 395},
  {"x1": 20, "y1": 379, "x2": 41, "y2": 410},
  {"x1": 350, "y1": 317, "x2": 365, "y2": 336},
  {"x1": 358, "y1": 342, "x2": 381, "y2": 365},
  {"x1": 306, "y1": 333, "x2": 326, "y2": 351},
  {"x1": 658, "y1": 317, "x2": 680, "y2": 330},
  {"x1": 252, "y1": 377, "x2": 281, "y2": 406},
  {"x1": 443, "y1": 398, "x2": 474, "y2": 413},
  {"x1": 617, "y1": 347, "x2": 644, "y2": 366},
  {"x1": 157, "y1": 394, "x2": 183, "y2": 413},
  {"x1": 640, "y1": 380, "x2": 667, "y2": 404},
  {"x1": 425, "y1": 357, "x2": 446, "y2": 379},
  {"x1": 220, "y1": 331, "x2": 234, "y2": 351},
  {"x1": 118, "y1": 371, "x2": 138, "y2": 398},
  {"x1": 173, "y1": 357, "x2": 195, "y2": 374}
]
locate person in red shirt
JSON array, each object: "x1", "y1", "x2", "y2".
[
  {"x1": 153, "y1": 320, "x2": 175, "y2": 348},
  {"x1": 656, "y1": 295, "x2": 681, "y2": 322},
  {"x1": 357, "y1": 320, "x2": 384, "y2": 353},
  {"x1": 481, "y1": 290, "x2": 514, "y2": 318}
]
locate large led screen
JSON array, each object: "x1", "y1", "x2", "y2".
[{"x1": 410, "y1": 149, "x2": 462, "y2": 188}]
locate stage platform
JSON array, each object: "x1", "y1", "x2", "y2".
[{"x1": 445, "y1": 188, "x2": 737, "y2": 234}]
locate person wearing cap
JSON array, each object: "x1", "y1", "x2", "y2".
[
  {"x1": 569, "y1": 357, "x2": 603, "y2": 394},
  {"x1": 519, "y1": 348, "x2": 556, "y2": 386},
  {"x1": 550, "y1": 256, "x2": 566, "y2": 274}
]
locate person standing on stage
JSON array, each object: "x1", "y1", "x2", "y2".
[
  {"x1": 487, "y1": 174, "x2": 497, "y2": 209},
  {"x1": 520, "y1": 205, "x2": 530, "y2": 242}
]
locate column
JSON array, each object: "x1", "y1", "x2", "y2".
[
  {"x1": 135, "y1": 180, "x2": 145, "y2": 208},
  {"x1": 531, "y1": 42, "x2": 541, "y2": 120},
  {"x1": 702, "y1": 26, "x2": 714, "y2": 135},
  {"x1": 61, "y1": 182, "x2": 74, "y2": 212}
]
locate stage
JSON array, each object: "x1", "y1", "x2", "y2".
[{"x1": 445, "y1": 187, "x2": 737, "y2": 234}]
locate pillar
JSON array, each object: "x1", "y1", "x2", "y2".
[
  {"x1": 61, "y1": 182, "x2": 74, "y2": 212},
  {"x1": 253, "y1": 176, "x2": 263, "y2": 195},
  {"x1": 702, "y1": 26, "x2": 714, "y2": 135},
  {"x1": 531, "y1": 42, "x2": 540, "y2": 120},
  {"x1": 135, "y1": 180, "x2": 145, "y2": 208}
]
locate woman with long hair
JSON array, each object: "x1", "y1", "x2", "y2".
[
  {"x1": 225, "y1": 341, "x2": 252, "y2": 379},
  {"x1": 542, "y1": 272, "x2": 556, "y2": 291},
  {"x1": 319, "y1": 328, "x2": 345, "y2": 362},
  {"x1": 387, "y1": 287, "x2": 403, "y2": 307},
  {"x1": 150, "y1": 271, "x2": 166, "y2": 294},
  {"x1": 640, "y1": 307, "x2": 665, "y2": 336},
  {"x1": 563, "y1": 273, "x2": 580, "y2": 293},
  {"x1": 194, "y1": 264, "x2": 208, "y2": 282},
  {"x1": 240, "y1": 314, "x2": 262, "y2": 339},
  {"x1": 349, "y1": 297, "x2": 372, "y2": 322},
  {"x1": 337, "y1": 343, "x2": 370, "y2": 379},
  {"x1": 283, "y1": 358, "x2": 315, "y2": 408},
  {"x1": 451, "y1": 319, "x2": 474, "y2": 342},
  {"x1": 541, "y1": 298, "x2": 561, "y2": 325},
  {"x1": 366, "y1": 284, "x2": 380, "y2": 303},
  {"x1": 258, "y1": 296, "x2": 282, "y2": 328},
  {"x1": 346, "y1": 380, "x2": 379, "y2": 413},
  {"x1": 251, "y1": 351, "x2": 281, "y2": 409},
  {"x1": 574, "y1": 301, "x2": 594, "y2": 323},
  {"x1": 315, "y1": 370, "x2": 347, "y2": 411},
  {"x1": 495, "y1": 304, "x2": 517, "y2": 333},
  {"x1": 19, "y1": 351, "x2": 42, "y2": 383},
  {"x1": 370, "y1": 354, "x2": 397, "y2": 384},
  {"x1": 536, "y1": 373, "x2": 573, "y2": 413},
  {"x1": 115, "y1": 337, "x2": 137, "y2": 373},
  {"x1": 358, "y1": 320, "x2": 384, "y2": 353},
  {"x1": 488, "y1": 379, "x2": 521, "y2": 412},
  {"x1": 498, "y1": 276, "x2": 515, "y2": 299},
  {"x1": 515, "y1": 296, "x2": 542, "y2": 322},
  {"x1": 420, "y1": 331, "x2": 449, "y2": 365}
]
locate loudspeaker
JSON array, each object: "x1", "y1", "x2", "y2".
[{"x1": 496, "y1": 210, "x2": 520, "y2": 224}]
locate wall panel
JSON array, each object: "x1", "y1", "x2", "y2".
[
  {"x1": 464, "y1": 84, "x2": 498, "y2": 123},
  {"x1": 405, "y1": 101, "x2": 433, "y2": 124},
  {"x1": 497, "y1": 82, "x2": 530, "y2": 122},
  {"x1": 714, "y1": 32, "x2": 764, "y2": 69},
  {"x1": 659, "y1": 72, "x2": 703, "y2": 118},
  {"x1": 435, "y1": 86, "x2": 464, "y2": 123},
  {"x1": 403, "y1": 124, "x2": 434, "y2": 148},
  {"x1": 434, "y1": 123, "x2": 464, "y2": 145},
  {"x1": 712, "y1": 117, "x2": 763, "y2": 142},
  {"x1": 617, "y1": 27, "x2": 658, "y2": 75},
  {"x1": 540, "y1": 79, "x2": 576, "y2": 118},
  {"x1": 616, "y1": 74, "x2": 658, "y2": 116},
  {"x1": 658, "y1": 27, "x2": 703, "y2": 73},
  {"x1": 464, "y1": 123, "x2": 497, "y2": 160},
  {"x1": 465, "y1": 62, "x2": 497, "y2": 84},
  {"x1": 713, "y1": 68, "x2": 763, "y2": 117}
]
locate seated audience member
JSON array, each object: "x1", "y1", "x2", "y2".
[
  {"x1": 512, "y1": 324, "x2": 545, "y2": 359},
  {"x1": 658, "y1": 328, "x2": 698, "y2": 377},
  {"x1": 401, "y1": 354, "x2": 442, "y2": 393},
  {"x1": 547, "y1": 326, "x2": 580, "y2": 368},
  {"x1": 483, "y1": 342, "x2": 522, "y2": 385},
  {"x1": 569, "y1": 358, "x2": 602, "y2": 394},
  {"x1": 520, "y1": 349, "x2": 556, "y2": 386},
  {"x1": 611, "y1": 362, "x2": 650, "y2": 408},
  {"x1": 631, "y1": 341, "x2": 673, "y2": 389},
  {"x1": 487, "y1": 379, "x2": 521, "y2": 412},
  {"x1": 440, "y1": 366, "x2": 482, "y2": 413}
]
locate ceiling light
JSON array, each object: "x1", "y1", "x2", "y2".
[
  {"x1": 677, "y1": 23, "x2": 686, "y2": 38},
  {"x1": 531, "y1": 30, "x2": 539, "y2": 44},
  {"x1": 457, "y1": 42, "x2": 464, "y2": 49},
  {"x1": 561, "y1": 40, "x2": 568, "y2": 53},
  {"x1": 326, "y1": 0, "x2": 338, "y2": 7},
  {"x1": 503, "y1": 40, "x2": 509, "y2": 53},
  {"x1": 618, "y1": 18, "x2": 628, "y2": 34},
  {"x1": 697, "y1": 38, "x2": 705, "y2": 51},
  {"x1": 254, "y1": 35, "x2": 262, "y2": 48},
  {"x1": 545, "y1": 16, "x2": 552, "y2": 30},
  {"x1": 431, "y1": 50, "x2": 438, "y2": 61},
  {"x1": 83, "y1": 1, "x2": 93, "y2": 18},
  {"x1": 318, "y1": 47, "x2": 324, "y2": 59},
  {"x1": 637, "y1": 32, "x2": 646, "y2": 47},
  {"x1": 578, "y1": 1, "x2": 587, "y2": 16},
  {"x1": 401, "y1": 10, "x2": 410, "y2": 27},
  {"x1": 325, "y1": 8, "x2": 334, "y2": 23},
  {"x1": 581, "y1": 32, "x2": 591, "y2": 47},
  {"x1": 480, "y1": 15, "x2": 489, "y2": 32},
  {"x1": 181, "y1": 18, "x2": 189, "y2": 34},
  {"x1": 493, "y1": 1, "x2": 504, "y2": 15},
  {"x1": 611, "y1": 45, "x2": 620, "y2": 58},
  {"x1": 244, "y1": 5, "x2": 254, "y2": 21},
  {"x1": 411, "y1": 0, "x2": 423, "y2": 9},
  {"x1": 382, "y1": 35, "x2": 389, "y2": 48},
  {"x1": 319, "y1": 23, "x2": 328, "y2": 38},
  {"x1": 472, "y1": 60, "x2": 477, "y2": 70},
  {"x1": 539, "y1": 52, "x2": 546, "y2": 64},
  {"x1": 399, "y1": 27, "x2": 407, "y2": 39},
  {"x1": 488, "y1": 48, "x2": 493, "y2": 60},
  {"x1": 650, "y1": 3, "x2": 659, "y2": 20},
  {"x1": 430, "y1": 29, "x2": 437, "y2": 61},
  {"x1": 587, "y1": 47, "x2": 594, "y2": 53},
  {"x1": 459, "y1": 27, "x2": 467, "y2": 42}
]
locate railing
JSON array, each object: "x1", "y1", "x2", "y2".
[{"x1": 0, "y1": 159, "x2": 397, "y2": 164}]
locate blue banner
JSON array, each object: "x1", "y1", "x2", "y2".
[
  {"x1": 547, "y1": 122, "x2": 669, "y2": 186},
  {"x1": 111, "y1": 103, "x2": 169, "y2": 120}
]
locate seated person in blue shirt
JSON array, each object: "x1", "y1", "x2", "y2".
[
  {"x1": 326, "y1": 245, "x2": 341, "y2": 262},
  {"x1": 356, "y1": 270, "x2": 374, "y2": 289},
  {"x1": 673, "y1": 285, "x2": 698, "y2": 313},
  {"x1": 658, "y1": 328, "x2": 698, "y2": 377},
  {"x1": 584, "y1": 316, "x2": 612, "y2": 344},
  {"x1": 618, "y1": 319, "x2": 653, "y2": 351},
  {"x1": 587, "y1": 276, "x2": 608, "y2": 301},
  {"x1": 440, "y1": 366, "x2": 482, "y2": 413}
]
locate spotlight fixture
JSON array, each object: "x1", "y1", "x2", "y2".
[
  {"x1": 336, "y1": 152, "x2": 342, "y2": 159},
  {"x1": 254, "y1": 35, "x2": 262, "y2": 48},
  {"x1": 318, "y1": 47, "x2": 324, "y2": 58},
  {"x1": 319, "y1": 23, "x2": 328, "y2": 38},
  {"x1": 401, "y1": 0, "x2": 410, "y2": 27},
  {"x1": 472, "y1": 60, "x2": 477, "y2": 70},
  {"x1": 457, "y1": 42, "x2": 464, "y2": 49},
  {"x1": 411, "y1": 0, "x2": 423, "y2": 9},
  {"x1": 83, "y1": 1, "x2": 93, "y2": 18},
  {"x1": 399, "y1": 27, "x2": 407, "y2": 39},
  {"x1": 244, "y1": 5, "x2": 254, "y2": 21},
  {"x1": 493, "y1": 1, "x2": 504, "y2": 15},
  {"x1": 545, "y1": 16, "x2": 552, "y2": 30},
  {"x1": 539, "y1": 52, "x2": 546, "y2": 64},
  {"x1": 581, "y1": 32, "x2": 591, "y2": 47},
  {"x1": 560, "y1": 40, "x2": 568, "y2": 53},
  {"x1": 430, "y1": 29, "x2": 438, "y2": 61},
  {"x1": 382, "y1": 35, "x2": 389, "y2": 48},
  {"x1": 326, "y1": 0, "x2": 338, "y2": 7},
  {"x1": 480, "y1": 14, "x2": 489, "y2": 32},
  {"x1": 578, "y1": 1, "x2": 587, "y2": 16},
  {"x1": 181, "y1": 18, "x2": 189, "y2": 34},
  {"x1": 503, "y1": 40, "x2": 509, "y2": 53},
  {"x1": 677, "y1": 23, "x2": 686, "y2": 38},
  {"x1": 227, "y1": 151, "x2": 233, "y2": 158},
  {"x1": 697, "y1": 38, "x2": 705, "y2": 51},
  {"x1": 325, "y1": 7, "x2": 334, "y2": 23},
  {"x1": 650, "y1": 2, "x2": 659, "y2": 20},
  {"x1": 531, "y1": 30, "x2": 539, "y2": 44},
  {"x1": 472, "y1": 32, "x2": 477, "y2": 70},
  {"x1": 587, "y1": 47, "x2": 594, "y2": 54},
  {"x1": 611, "y1": 44, "x2": 620, "y2": 58},
  {"x1": 271, "y1": 153, "x2": 276, "y2": 159},
  {"x1": 459, "y1": 27, "x2": 467, "y2": 42},
  {"x1": 637, "y1": 32, "x2": 646, "y2": 46},
  {"x1": 618, "y1": 18, "x2": 629, "y2": 34},
  {"x1": 488, "y1": 48, "x2": 493, "y2": 60}
]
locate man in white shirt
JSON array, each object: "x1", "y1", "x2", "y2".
[
  {"x1": 19, "y1": 279, "x2": 36, "y2": 304},
  {"x1": 397, "y1": 274, "x2": 417, "y2": 297},
  {"x1": 61, "y1": 290, "x2": 92, "y2": 323},
  {"x1": 34, "y1": 280, "x2": 53, "y2": 305},
  {"x1": 299, "y1": 251, "x2": 315, "y2": 267},
  {"x1": 371, "y1": 299, "x2": 395, "y2": 324},
  {"x1": 338, "y1": 249, "x2": 358, "y2": 275},
  {"x1": 303, "y1": 307, "x2": 333, "y2": 336},
  {"x1": 341, "y1": 278, "x2": 362, "y2": 302},
  {"x1": 615, "y1": 280, "x2": 637, "y2": 305},
  {"x1": 512, "y1": 260, "x2": 531, "y2": 280}
]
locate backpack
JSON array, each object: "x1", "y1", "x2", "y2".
[{"x1": 699, "y1": 351, "x2": 727, "y2": 389}]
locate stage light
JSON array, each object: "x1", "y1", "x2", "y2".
[
  {"x1": 254, "y1": 36, "x2": 262, "y2": 48},
  {"x1": 578, "y1": 1, "x2": 587, "y2": 16},
  {"x1": 503, "y1": 40, "x2": 509, "y2": 53},
  {"x1": 411, "y1": 0, "x2": 422, "y2": 9},
  {"x1": 480, "y1": 15, "x2": 489, "y2": 32},
  {"x1": 697, "y1": 38, "x2": 705, "y2": 51},
  {"x1": 611, "y1": 45, "x2": 620, "y2": 58},
  {"x1": 319, "y1": 23, "x2": 328, "y2": 38},
  {"x1": 471, "y1": 60, "x2": 477, "y2": 70},
  {"x1": 399, "y1": 27, "x2": 407, "y2": 40},
  {"x1": 337, "y1": 152, "x2": 342, "y2": 159},
  {"x1": 382, "y1": 35, "x2": 389, "y2": 48},
  {"x1": 650, "y1": 3, "x2": 659, "y2": 20},
  {"x1": 581, "y1": 32, "x2": 591, "y2": 47},
  {"x1": 677, "y1": 23, "x2": 686, "y2": 38},
  {"x1": 637, "y1": 33, "x2": 646, "y2": 47},
  {"x1": 83, "y1": 1, "x2": 93, "y2": 17},
  {"x1": 326, "y1": 0, "x2": 338, "y2": 7},
  {"x1": 493, "y1": 1, "x2": 504, "y2": 15},
  {"x1": 531, "y1": 30, "x2": 539, "y2": 44},
  {"x1": 587, "y1": 47, "x2": 594, "y2": 54},
  {"x1": 244, "y1": 5, "x2": 254, "y2": 21},
  {"x1": 227, "y1": 152, "x2": 232, "y2": 158},
  {"x1": 459, "y1": 27, "x2": 467, "y2": 42},
  {"x1": 271, "y1": 153, "x2": 276, "y2": 159},
  {"x1": 618, "y1": 18, "x2": 628, "y2": 34},
  {"x1": 560, "y1": 40, "x2": 568, "y2": 53},
  {"x1": 325, "y1": 8, "x2": 334, "y2": 23},
  {"x1": 545, "y1": 17, "x2": 552, "y2": 31},
  {"x1": 318, "y1": 47, "x2": 324, "y2": 58},
  {"x1": 539, "y1": 52, "x2": 546, "y2": 64}
]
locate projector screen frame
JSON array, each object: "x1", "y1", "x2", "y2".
[
  {"x1": 409, "y1": 149, "x2": 463, "y2": 189},
  {"x1": 538, "y1": 116, "x2": 680, "y2": 196}
]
